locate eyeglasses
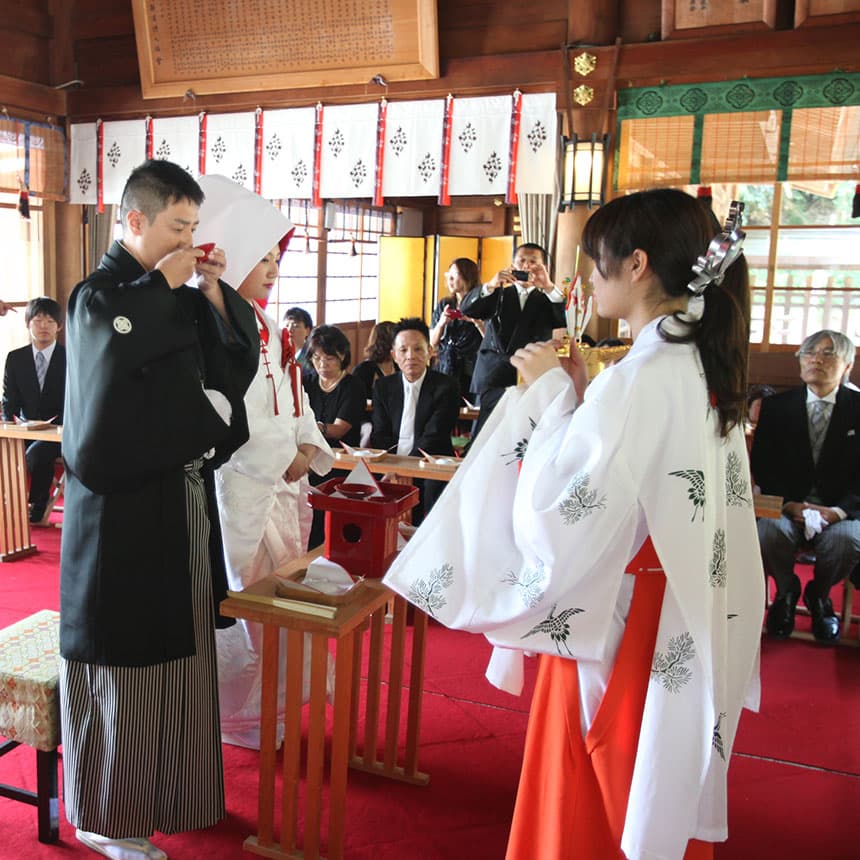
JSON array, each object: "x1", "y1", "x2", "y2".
[
  {"x1": 311, "y1": 353, "x2": 340, "y2": 364},
  {"x1": 796, "y1": 349, "x2": 839, "y2": 363}
]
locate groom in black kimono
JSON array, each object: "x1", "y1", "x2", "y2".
[{"x1": 59, "y1": 160, "x2": 258, "y2": 860}]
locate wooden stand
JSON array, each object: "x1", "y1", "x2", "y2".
[
  {"x1": 220, "y1": 558, "x2": 430, "y2": 860},
  {"x1": 0, "y1": 425, "x2": 62, "y2": 561}
]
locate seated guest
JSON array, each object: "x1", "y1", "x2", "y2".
[
  {"x1": 1, "y1": 296, "x2": 65, "y2": 524},
  {"x1": 371, "y1": 317, "x2": 460, "y2": 522},
  {"x1": 284, "y1": 306, "x2": 314, "y2": 372},
  {"x1": 304, "y1": 324, "x2": 367, "y2": 548},
  {"x1": 353, "y1": 320, "x2": 397, "y2": 399},
  {"x1": 461, "y1": 243, "x2": 566, "y2": 438},
  {"x1": 752, "y1": 329, "x2": 860, "y2": 643}
]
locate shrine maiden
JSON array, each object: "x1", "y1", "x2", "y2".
[
  {"x1": 384, "y1": 189, "x2": 764, "y2": 860},
  {"x1": 194, "y1": 177, "x2": 333, "y2": 749}
]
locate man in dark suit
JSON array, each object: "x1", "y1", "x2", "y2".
[
  {"x1": 2, "y1": 296, "x2": 65, "y2": 523},
  {"x1": 371, "y1": 317, "x2": 460, "y2": 522},
  {"x1": 752, "y1": 329, "x2": 860, "y2": 643},
  {"x1": 460, "y1": 242, "x2": 566, "y2": 438}
]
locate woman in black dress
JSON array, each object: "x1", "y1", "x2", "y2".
[
  {"x1": 352, "y1": 320, "x2": 397, "y2": 399},
  {"x1": 430, "y1": 257, "x2": 484, "y2": 400},
  {"x1": 303, "y1": 325, "x2": 367, "y2": 548}
]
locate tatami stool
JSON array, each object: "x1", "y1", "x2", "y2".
[{"x1": 0, "y1": 609, "x2": 61, "y2": 842}]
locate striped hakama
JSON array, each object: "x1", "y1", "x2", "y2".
[{"x1": 59, "y1": 462, "x2": 225, "y2": 838}]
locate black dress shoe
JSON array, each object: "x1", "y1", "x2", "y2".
[
  {"x1": 803, "y1": 580, "x2": 840, "y2": 643},
  {"x1": 766, "y1": 590, "x2": 800, "y2": 638}
]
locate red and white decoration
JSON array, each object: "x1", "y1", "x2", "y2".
[
  {"x1": 447, "y1": 95, "x2": 512, "y2": 197},
  {"x1": 382, "y1": 99, "x2": 446, "y2": 199},
  {"x1": 259, "y1": 106, "x2": 316, "y2": 200},
  {"x1": 149, "y1": 116, "x2": 201, "y2": 178},
  {"x1": 202, "y1": 111, "x2": 256, "y2": 192},
  {"x1": 516, "y1": 93, "x2": 559, "y2": 195},
  {"x1": 319, "y1": 103, "x2": 378, "y2": 200},
  {"x1": 101, "y1": 119, "x2": 147, "y2": 204},
  {"x1": 68, "y1": 92, "x2": 558, "y2": 205},
  {"x1": 69, "y1": 122, "x2": 99, "y2": 205}
]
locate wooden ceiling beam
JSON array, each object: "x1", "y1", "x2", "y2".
[
  {"x1": 0, "y1": 73, "x2": 66, "y2": 120},
  {"x1": 66, "y1": 24, "x2": 857, "y2": 122}
]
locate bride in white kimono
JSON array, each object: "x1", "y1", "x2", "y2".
[
  {"x1": 384, "y1": 190, "x2": 764, "y2": 860},
  {"x1": 197, "y1": 180, "x2": 334, "y2": 749}
]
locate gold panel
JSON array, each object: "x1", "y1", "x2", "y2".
[
  {"x1": 479, "y1": 236, "x2": 516, "y2": 285},
  {"x1": 378, "y1": 236, "x2": 426, "y2": 323},
  {"x1": 131, "y1": 0, "x2": 439, "y2": 99}
]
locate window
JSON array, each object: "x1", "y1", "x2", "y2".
[
  {"x1": 691, "y1": 181, "x2": 859, "y2": 347},
  {"x1": 0, "y1": 192, "x2": 45, "y2": 375},
  {"x1": 267, "y1": 199, "x2": 396, "y2": 329}
]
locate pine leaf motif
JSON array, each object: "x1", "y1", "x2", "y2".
[
  {"x1": 502, "y1": 417, "x2": 537, "y2": 465},
  {"x1": 502, "y1": 560, "x2": 546, "y2": 609},
  {"x1": 709, "y1": 529, "x2": 727, "y2": 587},
  {"x1": 712, "y1": 711, "x2": 727, "y2": 761},
  {"x1": 725, "y1": 451, "x2": 751, "y2": 507},
  {"x1": 651, "y1": 632, "x2": 696, "y2": 693},
  {"x1": 407, "y1": 563, "x2": 455, "y2": 617},
  {"x1": 668, "y1": 469, "x2": 706, "y2": 521},
  {"x1": 521, "y1": 603, "x2": 585, "y2": 655},
  {"x1": 558, "y1": 471, "x2": 607, "y2": 525}
]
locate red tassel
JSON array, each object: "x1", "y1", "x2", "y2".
[
  {"x1": 280, "y1": 327, "x2": 303, "y2": 416},
  {"x1": 852, "y1": 183, "x2": 859, "y2": 219},
  {"x1": 18, "y1": 187, "x2": 30, "y2": 219}
]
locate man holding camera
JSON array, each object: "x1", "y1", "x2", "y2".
[{"x1": 460, "y1": 242, "x2": 566, "y2": 437}]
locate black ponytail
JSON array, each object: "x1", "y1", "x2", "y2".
[{"x1": 582, "y1": 188, "x2": 750, "y2": 437}]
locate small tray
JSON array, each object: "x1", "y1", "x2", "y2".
[
  {"x1": 274, "y1": 568, "x2": 369, "y2": 607},
  {"x1": 338, "y1": 445, "x2": 388, "y2": 460},
  {"x1": 418, "y1": 457, "x2": 460, "y2": 471}
]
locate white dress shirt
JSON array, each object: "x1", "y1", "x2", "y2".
[{"x1": 396, "y1": 370, "x2": 427, "y2": 456}]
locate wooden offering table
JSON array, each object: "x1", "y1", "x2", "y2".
[
  {"x1": 220, "y1": 548, "x2": 430, "y2": 860},
  {"x1": 0, "y1": 424, "x2": 62, "y2": 562}
]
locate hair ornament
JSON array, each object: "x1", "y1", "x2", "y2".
[{"x1": 687, "y1": 200, "x2": 746, "y2": 296}]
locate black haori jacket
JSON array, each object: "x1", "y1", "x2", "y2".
[{"x1": 60, "y1": 241, "x2": 259, "y2": 666}]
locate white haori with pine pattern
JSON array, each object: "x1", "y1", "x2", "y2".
[
  {"x1": 515, "y1": 92, "x2": 559, "y2": 195},
  {"x1": 319, "y1": 103, "x2": 378, "y2": 199},
  {"x1": 381, "y1": 99, "x2": 446, "y2": 198},
  {"x1": 101, "y1": 119, "x2": 147, "y2": 204},
  {"x1": 259, "y1": 107, "x2": 316, "y2": 200},
  {"x1": 204, "y1": 112, "x2": 256, "y2": 191},
  {"x1": 384, "y1": 317, "x2": 764, "y2": 859},
  {"x1": 447, "y1": 95, "x2": 512, "y2": 196},
  {"x1": 69, "y1": 122, "x2": 98, "y2": 204},
  {"x1": 150, "y1": 116, "x2": 201, "y2": 178}
]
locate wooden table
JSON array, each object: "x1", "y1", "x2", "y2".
[
  {"x1": 331, "y1": 451, "x2": 460, "y2": 483},
  {"x1": 0, "y1": 424, "x2": 62, "y2": 562},
  {"x1": 220, "y1": 550, "x2": 430, "y2": 860}
]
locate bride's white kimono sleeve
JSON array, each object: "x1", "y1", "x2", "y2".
[{"x1": 383, "y1": 321, "x2": 764, "y2": 859}]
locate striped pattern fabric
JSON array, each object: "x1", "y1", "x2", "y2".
[{"x1": 59, "y1": 462, "x2": 225, "y2": 838}]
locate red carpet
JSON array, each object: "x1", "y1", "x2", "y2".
[{"x1": 1, "y1": 523, "x2": 858, "y2": 859}]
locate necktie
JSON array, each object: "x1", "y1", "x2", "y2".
[
  {"x1": 35, "y1": 351, "x2": 47, "y2": 391},
  {"x1": 397, "y1": 381, "x2": 420, "y2": 456},
  {"x1": 809, "y1": 400, "x2": 832, "y2": 463}
]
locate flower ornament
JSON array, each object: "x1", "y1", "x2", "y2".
[{"x1": 688, "y1": 200, "x2": 746, "y2": 297}]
